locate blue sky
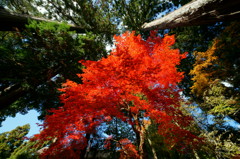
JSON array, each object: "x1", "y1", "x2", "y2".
[
  {"x1": 0, "y1": 108, "x2": 239, "y2": 140},
  {"x1": 0, "y1": 110, "x2": 42, "y2": 137}
]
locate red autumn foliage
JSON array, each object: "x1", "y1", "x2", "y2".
[
  {"x1": 37, "y1": 31, "x2": 199, "y2": 158},
  {"x1": 118, "y1": 138, "x2": 139, "y2": 159}
]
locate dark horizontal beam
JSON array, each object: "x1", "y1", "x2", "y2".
[
  {"x1": 0, "y1": 8, "x2": 86, "y2": 33},
  {"x1": 142, "y1": 0, "x2": 240, "y2": 30}
]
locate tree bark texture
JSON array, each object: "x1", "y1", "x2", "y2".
[
  {"x1": 130, "y1": 112, "x2": 145, "y2": 159},
  {"x1": 142, "y1": 0, "x2": 240, "y2": 30},
  {"x1": 0, "y1": 8, "x2": 85, "y2": 32}
]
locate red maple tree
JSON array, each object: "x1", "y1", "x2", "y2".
[{"x1": 37, "y1": 31, "x2": 199, "y2": 159}]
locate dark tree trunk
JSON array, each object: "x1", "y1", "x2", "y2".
[
  {"x1": 0, "y1": 84, "x2": 27, "y2": 111},
  {"x1": 0, "y1": 8, "x2": 85, "y2": 32},
  {"x1": 80, "y1": 133, "x2": 90, "y2": 159}
]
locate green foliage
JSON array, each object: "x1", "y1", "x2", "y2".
[
  {"x1": 0, "y1": 20, "x2": 107, "y2": 123},
  {"x1": 189, "y1": 21, "x2": 240, "y2": 122},
  {"x1": 179, "y1": 104, "x2": 240, "y2": 159},
  {"x1": 8, "y1": 141, "x2": 39, "y2": 159},
  {"x1": 8, "y1": 138, "x2": 50, "y2": 159},
  {"x1": 1, "y1": 0, "x2": 118, "y2": 123},
  {"x1": 145, "y1": 123, "x2": 182, "y2": 159},
  {"x1": 1, "y1": 0, "x2": 240, "y2": 158},
  {"x1": 0, "y1": 124, "x2": 30, "y2": 159},
  {"x1": 169, "y1": 23, "x2": 240, "y2": 159},
  {"x1": 197, "y1": 128, "x2": 240, "y2": 159},
  {"x1": 111, "y1": 0, "x2": 171, "y2": 32},
  {"x1": 37, "y1": 0, "x2": 117, "y2": 42},
  {"x1": 169, "y1": 23, "x2": 228, "y2": 97},
  {"x1": 214, "y1": 21, "x2": 240, "y2": 93},
  {"x1": 187, "y1": 22, "x2": 240, "y2": 158},
  {"x1": 203, "y1": 81, "x2": 238, "y2": 116},
  {"x1": 0, "y1": 124, "x2": 49, "y2": 159},
  {"x1": 0, "y1": 0, "x2": 42, "y2": 16}
]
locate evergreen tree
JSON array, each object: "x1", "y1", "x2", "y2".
[
  {"x1": 0, "y1": 124, "x2": 30, "y2": 158},
  {"x1": 0, "y1": 21, "x2": 107, "y2": 123},
  {"x1": 0, "y1": 0, "x2": 240, "y2": 158},
  {"x1": 0, "y1": 0, "x2": 117, "y2": 123}
]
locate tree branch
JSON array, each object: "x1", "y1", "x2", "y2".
[{"x1": 0, "y1": 8, "x2": 85, "y2": 32}]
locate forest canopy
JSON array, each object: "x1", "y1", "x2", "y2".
[{"x1": 0, "y1": 0, "x2": 239, "y2": 158}]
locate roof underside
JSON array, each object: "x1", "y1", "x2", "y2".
[{"x1": 142, "y1": 0, "x2": 240, "y2": 30}]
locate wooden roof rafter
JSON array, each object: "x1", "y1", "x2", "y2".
[{"x1": 142, "y1": 0, "x2": 240, "y2": 30}]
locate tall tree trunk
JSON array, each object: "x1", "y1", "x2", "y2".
[{"x1": 138, "y1": 130, "x2": 145, "y2": 159}]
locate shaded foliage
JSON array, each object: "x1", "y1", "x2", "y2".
[
  {"x1": 0, "y1": 21, "x2": 107, "y2": 123},
  {"x1": 190, "y1": 22, "x2": 240, "y2": 123}
]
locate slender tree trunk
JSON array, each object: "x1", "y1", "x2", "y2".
[
  {"x1": 131, "y1": 113, "x2": 145, "y2": 159},
  {"x1": 81, "y1": 133, "x2": 90, "y2": 159},
  {"x1": 193, "y1": 149, "x2": 200, "y2": 159},
  {"x1": 138, "y1": 130, "x2": 145, "y2": 159},
  {"x1": 147, "y1": 137, "x2": 158, "y2": 159}
]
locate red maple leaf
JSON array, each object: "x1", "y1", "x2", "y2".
[{"x1": 37, "y1": 31, "x2": 200, "y2": 159}]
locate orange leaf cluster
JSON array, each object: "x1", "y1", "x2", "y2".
[
  {"x1": 37, "y1": 31, "x2": 199, "y2": 158},
  {"x1": 118, "y1": 138, "x2": 139, "y2": 159},
  {"x1": 190, "y1": 40, "x2": 218, "y2": 97}
]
